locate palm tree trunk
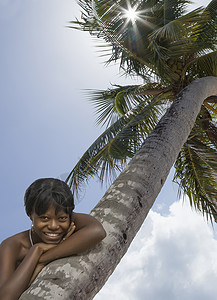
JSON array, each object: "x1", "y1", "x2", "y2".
[{"x1": 20, "y1": 77, "x2": 217, "y2": 300}]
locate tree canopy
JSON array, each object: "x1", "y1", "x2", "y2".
[{"x1": 67, "y1": 0, "x2": 217, "y2": 222}]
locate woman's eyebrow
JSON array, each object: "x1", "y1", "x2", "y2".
[{"x1": 56, "y1": 212, "x2": 68, "y2": 216}]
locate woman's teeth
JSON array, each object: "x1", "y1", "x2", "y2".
[{"x1": 45, "y1": 233, "x2": 60, "y2": 237}]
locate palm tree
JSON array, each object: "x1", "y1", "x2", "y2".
[
  {"x1": 66, "y1": 0, "x2": 217, "y2": 222},
  {"x1": 20, "y1": 1, "x2": 217, "y2": 299}
]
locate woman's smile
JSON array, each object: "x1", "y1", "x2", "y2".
[
  {"x1": 43, "y1": 231, "x2": 64, "y2": 240},
  {"x1": 44, "y1": 232, "x2": 62, "y2": 236}
]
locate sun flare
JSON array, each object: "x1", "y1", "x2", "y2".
[{"x1": 124, "y1": 6, "x2": 138, "y2": 23}]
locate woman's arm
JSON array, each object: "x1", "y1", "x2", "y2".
[
  {"x1": 0, "y1": 239, "x2": 56, "y2": 300},
  {"x1": 39, "y1": 213, "x2": 106, "y2": 265},
  {"x1": 29, "y1": 263, "x2": 46, "y2": 285}
]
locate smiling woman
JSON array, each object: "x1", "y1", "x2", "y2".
[
  {"x1": 24, "y1": 178, "x2": 75, "y2": 245},
  {"x1": 0, "y1": 178, "x2": 106, "y2": 300}
]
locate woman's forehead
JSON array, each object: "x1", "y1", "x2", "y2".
[{"x1": 36, "y1": 204, "x2": 69, "y2": 216}]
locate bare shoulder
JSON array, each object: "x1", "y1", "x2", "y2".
[
  {"x1": 0, "y1": 231, "x2": 29, "y2": 262},
  {"x1": 1, "y1": 234, "x2": 20, "y2": 251},
  {"x1": 0, "y1": 231, "x2": 31, "y2": 286}
]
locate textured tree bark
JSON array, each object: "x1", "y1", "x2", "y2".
[{"x1": 20, "y1": 77, "x2": 217, "y2": 300}]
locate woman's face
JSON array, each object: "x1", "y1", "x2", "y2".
[{"x1": 30, "y1": 204, "x2": 70, "y2": 244}]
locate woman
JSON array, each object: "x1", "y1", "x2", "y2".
[{"x1": 0, "y1": 178, "x2": 106, "y2": 300}]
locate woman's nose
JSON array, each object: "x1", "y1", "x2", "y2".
[{"x1": 48, "y1": 219, "x2": 59, "y2": 230}]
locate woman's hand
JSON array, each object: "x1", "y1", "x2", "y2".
[
  {"x1": 33, "y1": 243, "x2": 57, "y2": 255},
  {"x1": 62, "y1": 221, "x2": 76, "y2": 242}
]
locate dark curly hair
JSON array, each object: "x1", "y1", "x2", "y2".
[{"x1": 24, "y1": 178, "x2": 74, "y2": 219}]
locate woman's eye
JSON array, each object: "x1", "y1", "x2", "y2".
[
  {"x1": 59, "y1": 216, "x2": 68, "y2": 221},
  {"x1": 40, "y1": 216, "x2": 48, "y2": 221}
]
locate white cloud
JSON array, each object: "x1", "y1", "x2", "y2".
[{"x1": 95, "y1": 200, "x2": 217, "y2": 300}]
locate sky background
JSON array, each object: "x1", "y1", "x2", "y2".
[{"x1": 1, "y1": 0, "x2": 217, "y2": 299}]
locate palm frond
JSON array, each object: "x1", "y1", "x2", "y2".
[
  {"x1": 89, "y1": 83, "x2": 172, "y2": 127},
  {"x1": 192, "y1": 2, "x2": 217, "y2": 52},
  {"x1": 199, "y1": 105, "x2": 217, "y2": 148},
  {"x1": 66, "y1": 94, "x2": 164, "y2": 196},
  {"x1": 204, "y1": 0, "x2": 217, "y2": 20},
  {"x1": 174, "y1": 123, "x2": 217, "y2": 222},
  {"x1": 89, "y1": 85, "x2": 146, "y2": 126},
  {"x1": 183, "y1": 50, "x2": 217, "y2": 81},
  {"x1": 149, "y1": 7, "x2": 204, "y2": 41}
]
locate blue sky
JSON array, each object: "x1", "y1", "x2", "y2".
[
  {"x1": 1, "y1": 0, "x2": 217, "y2": 299},
  {"x1": 1, "y1": 0, "x2": 119, "y2": 240},
  {"x1": 0, "y1": 0, "x2": 175, "y2": 240}
]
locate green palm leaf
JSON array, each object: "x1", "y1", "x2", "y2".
[
  {"x1": 149, "y1": 7, "x2": 204, "y2": 41},
  {"x1": 89, "y1": 83, "x2": 172, "y2": 127},
  {"x1": 66, "y1": 94, "x2": 164, "y2": 195},
  {"x1": 174, "y1": 121, "x2": 217, "y2": 222},
  {"x1": 182, "y1": 51, "x2": 217, "y2": 83}
]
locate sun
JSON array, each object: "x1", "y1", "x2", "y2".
[
  {"x1": 120, "y1": 2, "x2": 154, "y2": 30},
  {"x1": 123, "y1": 6, "x2": 138, "y2": 24}
]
